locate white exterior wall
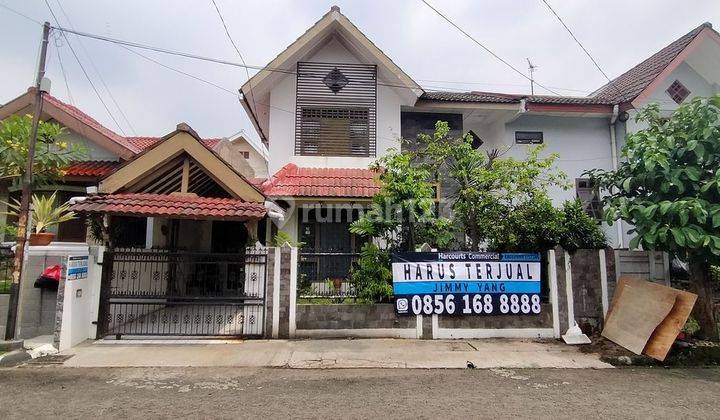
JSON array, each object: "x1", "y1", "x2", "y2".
[
  {"x1": 61, "y1": 129, "x2": 120, "y2": 161},
  {"x1": 266, "y1": 37, "x2": 405, "y2": 175},
  {"x1": 468, "y1": 114, "x2": 620, "y2": 247},
  {"x1": 627, "y1": 62, "x2": 719, "y2": 135}
]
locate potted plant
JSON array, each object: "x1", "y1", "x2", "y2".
[{"x1": 3, "y1": 192, "x2": 76, "y2": 246}]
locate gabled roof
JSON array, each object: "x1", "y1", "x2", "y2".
[
  {"x1": 240, "y1": 6, "x2": 422, "y2": 142},
  {"x1": 0, "y1": 88, "x2": 139, "y2": 159},
  {"x1": 100, "y1": 123, "x2": 265, "y2": 202},
  {"x1": 592, "y1": 22, "x2": 718, "y2": 104},
  {"x1": 242, "y1": 6, "x2": 421, "y2": 96},
  {"x1": 0, "y1": 89, "x2": 232, "y2": 161},
  {"x1": 262, "y1": 163, "x2": 380, "y2": 198}
]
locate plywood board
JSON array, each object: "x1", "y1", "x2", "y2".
[
  {"x1": 644, "y1": 289, "x2": 697, "y2": 361},
  {"x1": 602, "y1": 278, "x2": 676, "y2": 354}
]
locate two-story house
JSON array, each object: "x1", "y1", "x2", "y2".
[{"x1": 247, "y1": 6, "x2": 719, "y2": 255}]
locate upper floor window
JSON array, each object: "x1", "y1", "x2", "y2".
[
  {"x1": 666, "y1": 80, "x2": 690, "y2": 104},
  {"x1": 298, "y1": 108, "x2": 370, "y2": 156},
  {"x1": 295, "y1": 62, "x2": 377, "y2": 157},
  {"x1": 515, "y1": 131, "x2": 543, "y2": 145}
]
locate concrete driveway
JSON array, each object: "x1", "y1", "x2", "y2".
[{"x1": 61, "y1": 338, "x2": 612, "y2": 369}]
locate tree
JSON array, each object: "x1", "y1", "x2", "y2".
[
  {"x1": 0, "y1": 114, "x2": 85, "y2": 185},
  {"x1": 415, "y1": 121, "x2": 569, "y2": 251},
  {"x1": 588, "y1": 96, "x2": 720, "y2": 340},
  {"x1": 349, "y1": 149, "x2": 453, "y2": 251}
]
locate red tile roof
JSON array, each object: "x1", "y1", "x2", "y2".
[
  {"x1": 44, "y1": 92, "x2": 223, "y2": 156},
  {"x1": 70, "y1": 193, "x2": 266, "y2": 220},
  {"x1": 592, "y1": 23, "x2": 713, "y2": 103},
  {"x1": 126, "y1": 136, "x2": 222, "y2": 151},
  {"x1": 42, "y1": 92, "x2": 142, "y2": 154},
  {"x1": 262, "y1": 164, "x2": 380, "y2": 198},
  {"x1": 64, "y1": 161, "x2": 122, "y2": 178}
]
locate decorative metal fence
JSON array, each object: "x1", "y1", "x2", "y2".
[
  {"x1": 98, "y1": 247, "x2": 267, "y2": 338},
  {"x1": 0, "y1": 246, "x2": 13, "y2": 294},
  {"x1": 298, "y1": 252, "x2": 359, "y2": 299}
]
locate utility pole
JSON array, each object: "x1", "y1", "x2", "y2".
[
  {"x1": 5, "y1": 22, "x2": 52, "y2": 340},
  {"x1": 527, "y1": 58, "x2": 538, "y2": 96}
]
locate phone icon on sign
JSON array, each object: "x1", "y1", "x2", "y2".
[{"x1": 396, "y1": 298, "x2": 409, "y2": 312}]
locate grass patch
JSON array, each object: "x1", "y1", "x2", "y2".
[{"x1": 0, "y1": 281, "x2": 10, "y2": 294}]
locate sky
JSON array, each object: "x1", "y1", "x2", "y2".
[{"x1": 1, "y1": 0, "x2": 719, "y2": 144}]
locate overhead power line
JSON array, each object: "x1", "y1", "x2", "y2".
[
  {"x1": 0, "y1": 2, "x2": 42, "y2": 25},
  {"x1": 540, "y1": 0, "x2": 622, "y2": 96},
  {"x1": 43, "y1": 0, "x2": 127, "y2": 134},
  {"x1": 53, "y1": 25, "x2": 561, "y2": 95},
  {"x1": 53, "y1": 36, "x2": 75, "y2": 105},
  {"x1": 209, "y1": 0, "x2": 258, "y2": 113},
  {"x1": 53, "y1": 0, "x2": 136, "y2": 134},
  {"x1": 419, "y1": 0, "x2": 560, "y2": 95}
]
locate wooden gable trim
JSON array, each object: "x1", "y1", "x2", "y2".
[{"x1": 99, "y1": 131, "x2": 265, "y2": 202}]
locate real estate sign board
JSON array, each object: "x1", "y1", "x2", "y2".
[
  {"x1": 66, "y1": 255, "x2": 89, "y2": 281},
  {"x1": 392, "y1": 252, "x2": 541, "y2": 316}
]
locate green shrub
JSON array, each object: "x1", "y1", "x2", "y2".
[
  {"x1": 559, "y1": 199, "x2": 607, "y2": 252},
  {"x1": 350, "y1": 243, "x2": 393, "y2": 303},
  {"x1": 271, "y1": 231, "x2": 304, "y2": 247}
]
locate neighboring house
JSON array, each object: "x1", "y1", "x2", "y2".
[
  {"x1": 242, "y1": 6, "x2": 719, "y2": 251},
  {"x1": 0, "y1": 88, "x2": 262, "y2": 243},
  {"x1": 222, "y1": 133, "x2": 270, "y2": 179}
]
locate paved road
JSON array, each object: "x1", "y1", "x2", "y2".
[{"x1": 1, "y1": 367, "x2": 718, "y2": 419}]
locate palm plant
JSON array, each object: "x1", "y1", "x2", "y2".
[{"x1": 3, "y1": 191, "x2": 75, "y2": 234}]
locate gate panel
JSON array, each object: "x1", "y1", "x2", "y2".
[{"x1": 97, "y1": 248, "x2": 267, "y2": 338}]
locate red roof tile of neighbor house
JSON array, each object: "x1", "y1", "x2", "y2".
[
  {"x1": 592, "y1": 22, "x2": 713, "y2": 103},
  {"x1": 44, "y1": 93, "x2": 223, "y2": 156},
  {"x1": 64, "y1": 161, "x2": 122, "y2": 178},
  {"x1": 70, "y1": 193, "x2": 267, "y2": 220},
  {"x1": 42, "y1": 92, "x2": 143, "y2": 154},
  {"x1": 262, "y1": 163, "x2": 381, "y2": 198}
]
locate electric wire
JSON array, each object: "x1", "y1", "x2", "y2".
[
  {"x1": 540, "y1": 0, "x2": 623, "y2": 97},
  {"x1": 53, "y1": 0, "x2": 136, "y2": 134},
  {"x1": 209, "y1": 0, "x2": 259, "y2": 115},
  {"x1": 53, "y1": 35, "x2": 75, "y2": 105},
  {"x1": 419, "y1": 0, "x2": 561, "y2": 95},
  {"x1": 43, "y1": 0, "x2": 127, "y2": 134}
]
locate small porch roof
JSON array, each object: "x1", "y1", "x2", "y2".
[
  {"x1": 70, "y1": 193, "x2": 267, "y2": 221},
  {"x1": 262, "y1": 163, "x2": 380, "y2": 198}
]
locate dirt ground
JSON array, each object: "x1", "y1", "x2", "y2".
[{"x1": 1, "y1": 367, "x2": 719, "y2": 419}]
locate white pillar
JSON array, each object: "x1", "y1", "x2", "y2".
[
  {"x1": 288, "y1": 247, "x2": 298, "y2": 338},
  {"x1": 599, "y1": 249, "x2": 609, "y2": 319},
  {"x1": 271, "y1": 247, "x2": 281, "y2": 339},
  {"x1": 548, "y1": 249, "x2": 560, "y2": 338},
  {"x1": 145, "y1": 217, "x2": 154, "y2": 249},
  {"x1": 564, "y1": 251, "x2": 575, "y2": 330}
]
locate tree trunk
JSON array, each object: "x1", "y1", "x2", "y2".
[{"x1": 689, "y1": 259, "x2": 719, "y2": 341}]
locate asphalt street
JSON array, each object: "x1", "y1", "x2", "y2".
[{"x1": 1, "y1": 366, "x2": 718, "y2": 419}]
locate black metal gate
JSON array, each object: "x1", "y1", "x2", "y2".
[{"x1": 97, "y1": 248, "x2": 267, "y2": 338}]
